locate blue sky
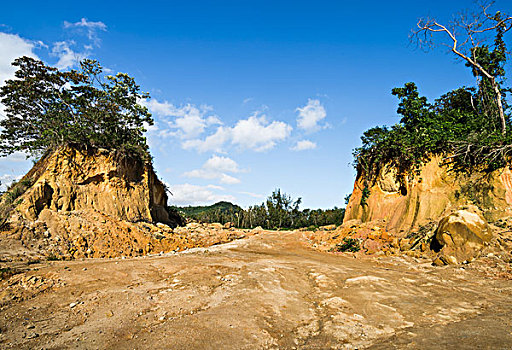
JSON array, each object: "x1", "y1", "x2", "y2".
[{"x1": 1, "y1": 0, "x2": 511, "y2": 208}]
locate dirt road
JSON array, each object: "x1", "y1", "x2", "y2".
[{"x1": 1, "y1": 230, "x2": 511, "y2": 349}]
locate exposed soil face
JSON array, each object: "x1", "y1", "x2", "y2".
[{"x1": 1, "y1": 230, "x2": 511, "y2": 349}]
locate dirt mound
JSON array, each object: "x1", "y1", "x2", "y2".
[{"x1": 0, "y1": 145, "x2": 253, "y2": 260}]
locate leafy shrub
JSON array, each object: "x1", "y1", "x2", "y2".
[
  {"x1": 0, "y1": 177, "x2": 33, "y2": 230},
  {"x1": 360, "y1": 186, "x2": 370, "y2": 206},
  {"x1": 0, "y1": 267, "x2": 20, "y2": 280},
  {"x1": 331, "y1": 238, "x2": 361, "y2": 252},
  {"x1": 46, "y1": 254, "x2": 62, "y2": 261}
]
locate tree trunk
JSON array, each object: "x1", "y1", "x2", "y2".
[{"x1": 491, "y1": 78, "x2": 507, "y2": 135}]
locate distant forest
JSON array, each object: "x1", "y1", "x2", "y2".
[{"x1": 173, "y1": 189, "x2": 344, "y2": 230}]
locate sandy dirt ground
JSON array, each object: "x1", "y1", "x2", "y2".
[{"x1": 0, "y1": 230, "x2": 511, "y2": 349}]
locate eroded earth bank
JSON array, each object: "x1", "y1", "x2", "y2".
[{"x1": 1, "y1": 229, "x2": 511, "y2": 349}]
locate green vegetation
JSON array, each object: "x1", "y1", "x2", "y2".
[
  {"x1": 177, "y1": 201, "x2": 243, "y2": 222},
  {"x1": 0, "y1": 178, "x2": 33, "y2": 230},
  {"x1": 0, "y1": 56, "x2": 153, "y2": 161},
  {"x1": 360, "y1": 186, "x2": 370, "y2": 206},
  {"x1": 354, "y1": 3, "x2": 512, "y2": 183},
  {"x1": 46, "y1": 254, "x2": 63, "y2": 261},
  {"x1": 0, "y1": 267, "x2": 21, "y2": 280},
  {"x1": 174, "y1": 189, "x2": 345, "y2": 230},
  {"x1": 330, "y1": 238, "x2": 361, "y2": 253}
]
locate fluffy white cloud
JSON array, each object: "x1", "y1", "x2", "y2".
[
  {"x1": 203, "y1": 155, "x2": 240, "y2": 173},
  {"x1": 291, "y1": 139, "x2": 317, "y2": 151},
  {"x1": 172, "y1": 105, "x2": 220, "y2": 139},
  {"x1": 143, "y1": 99, "x2": 173, "y2": 116},
  {"x1": 143, "y1": 100, "x2": 221, "y2": 140},
  {"x1": 168, "y1": 183, "x2": 236, "y2": 206},
  {"x1": 184, "y1": 155, "x2": 241, "y2": 184},
  {"x1": 183, "y1": 113, "x2": 292, "y2": 153},
  {"x1": 182, "y1": 126, "x2": 231, "y2": 153},
  {"x1": 0, "y1": 32, "x2": 39, "y2": 119},
  {"x1": 0, "y1": 33, "x2": 38, "y2": 86},
  {"x1": 231, "y1": 114, "x2": 292, "y2": 151},
  {"x1": 296, "y1": 99, "x2": 327, "y2": 131},
  {"x1": 51, "y1": 41, "x2": 85, "y2": 70}
]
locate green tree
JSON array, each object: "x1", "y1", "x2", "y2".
[
  {"x1": 413, "y1": 1, "x2": 512, "y2": 135},
  {"x1": 266, "y1": 189, "x2": 302, "y2": 229},
  {"x1": 0, "y1": 56, "x2": 153, "y2": 160},
  {"x1": 355, "y1": 3, "x2": 512, "y2": 181}
]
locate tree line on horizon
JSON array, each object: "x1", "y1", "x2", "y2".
[{"x1": 173, "y1": 189, "x2": 345, "y2": 230}]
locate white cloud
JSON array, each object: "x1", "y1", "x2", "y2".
[
  {"x1": 183, "y1": 113, "x2": 292, "y2": 153},
  {"x1": 0, "y1": 32, "x2": 38, "y2": 86},
  {"x1": 239, "y1": 191, "x2": 264, "y2": 199},
  {"x1": 51, "y1": 41, "x2": 85, "y2": 70},
  {"x1": 203, "y1": 155, "x2": 240, "y2": 173},
  {"x1": 63, "y1": 18, "x2": 107, "y2": 46},
  {"x1": 0, "y1": 151, "x2": 30, "y2": 162},
  {"x1": 182, "y1": 126, "x2": 231, "y2": 153},
  {"x1": 184, "y1": 155, "x2": 241, "y2": 184},
  {"x1": 172, "y1": 104, "x2": 220, "y2": 139},
  {"x1": 168, "y1": 183, "x2": 236, "y2": 206},
  {"x1": 0, "y1": 32, "x2": 39, "y2": 119},
  {"x1": 49, "y1": 18, "x2": 107, "y2": 70},
  {"x1": 291, "y1": 139, "x2": 317, "y2": 151},
  {"x1": 142, "y1": 99, "x2": 173, "y2": 116},
  {"x1": 207, "y1": 184, "x2": 225, "y2": 190},
  {"x1": 0, "y1": 174, "x2": 22, "y2": 191},
  {"x1": 143, "y1": 100, "x2": 221, "y2": 140},
  {"x1": 231, "y1": 114, "x2": 292, "y2": 151},
  {"x1": 218, "y1": 174, "x2": 240, "y2": 184},
  {"x1": 296, "y1": 99, "x2": 327, "y2": 131},
  {"x1": 184, "y1": 169, "x2": 240, "y2": 184}
]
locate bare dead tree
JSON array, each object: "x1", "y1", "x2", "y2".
[{"x1": 412, "y1": 0, "x2": 512, "y2": 135}]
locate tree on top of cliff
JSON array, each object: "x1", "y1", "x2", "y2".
[
  {"x1": 413, "y1": 0, "x2": 512, "y2": 136},
  {"x1": 354, "y1": 1, "x2": 512, "y2": 181},
  {"x1": 0, "y1": 56, "x2": 154, "y2": 160}
]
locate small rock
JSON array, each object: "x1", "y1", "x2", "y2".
[
  {"x1": 27, "y1": 332, "x2": 39, "y2": 339},
  {"x1": 432, "y1": 257, "x2": 447, "y2": 266},
  {"x1": 69, "y1": 302, "x2": 79, "y2": 308},
  {"x1": 26, "y1": 325, "x2": 35, "y2": 329}
]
